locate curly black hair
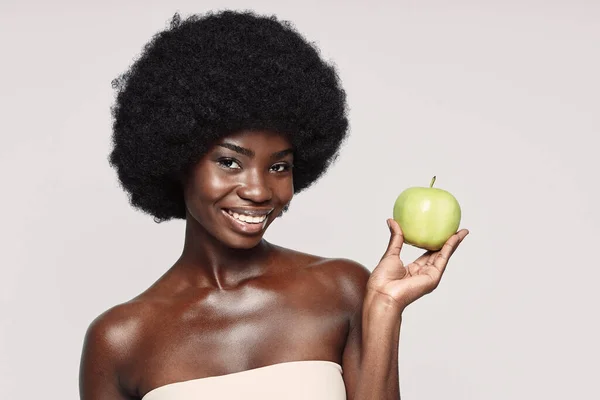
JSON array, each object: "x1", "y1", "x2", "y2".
[{"x1": 109, "y1": 10, "x2": 349, "y2": 222}]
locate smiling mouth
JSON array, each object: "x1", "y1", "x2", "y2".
[
  {"x1": 225, "y1": 209, "x2": 269, "y2": 224},
  {"x1": 221, "y1": 208, "x2": 273, "y2": 235}
]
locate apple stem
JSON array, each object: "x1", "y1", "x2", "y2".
[{"x1": 430, "y1": 176, "x2": 436, "y2": 188}]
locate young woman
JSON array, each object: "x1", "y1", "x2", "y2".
[{"x1": 79, "y1": 10, "x2": 469, "y2": 400}]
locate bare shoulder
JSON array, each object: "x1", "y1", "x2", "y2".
[
  {"x1": 82, "y1": 300, "x2": 150, "y2": 358},
  {"x1": 273, "y1": 244, "x2": 372, "y2": 307},
  {"x1": 79, "y1": 299, "x2": 157, "y2": 397},
  {"x1": 313, "y1": 256, "x2": 372, "y2": 307}
]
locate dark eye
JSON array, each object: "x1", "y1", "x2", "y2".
[
  {"x1": 270, "y1": 163, "x2": 292, "y2": 173},
  {"x1": 217, "y1": 158, "x2": 241, "y2": 169}
]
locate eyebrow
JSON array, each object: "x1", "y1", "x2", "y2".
[{"x1": 218, "y1": 143, "x2": 293, "y2": 159}]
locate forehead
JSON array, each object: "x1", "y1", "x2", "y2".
[{"x1": 216, "y1": 130, "x2": 292, "y2": 150}]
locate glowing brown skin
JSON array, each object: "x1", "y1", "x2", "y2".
[{"x1": 79, "y1": 130, "x2": 370, "y2": 399}]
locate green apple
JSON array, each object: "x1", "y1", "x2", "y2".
[{"x1": 392, "y1": 176, "x2": 461, "y2": 251}]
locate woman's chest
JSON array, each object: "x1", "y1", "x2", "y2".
[{"x1": 132, "y1": 273, "x2": 351, "y2": 396}]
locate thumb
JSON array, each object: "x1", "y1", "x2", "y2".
[{"x1": 381, "y1": 218, "x2": 404, "y2": 260}]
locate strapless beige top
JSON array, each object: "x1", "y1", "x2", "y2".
[{"x1": 142, "y1": 360, "x2": 346, "y2": 400}]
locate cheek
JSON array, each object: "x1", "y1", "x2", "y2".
[
  {"x1": 185, "y1": 165, "x2": 231, "y2": 205},
  {"x1": 201, "y1": 174, "x2": 231, "y2": 200},
  {"x1": 275, "y1": 177, "x2": 294, "y2": 204}
]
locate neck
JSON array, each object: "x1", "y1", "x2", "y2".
[{"x1": 177, "y1": 215, "x2": 273, "y2": 289}]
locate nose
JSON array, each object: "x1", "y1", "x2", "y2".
[{"x1": 236, "y1": 169, "x2": 272, "y2": 203}]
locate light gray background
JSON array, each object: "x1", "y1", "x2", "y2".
[{"x1": 1, "y1": 0, "x2": 598, "y2": 399}]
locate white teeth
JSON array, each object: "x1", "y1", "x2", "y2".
[{"x1": 227, "y1": 210, "x2": 267, "y2": 224}]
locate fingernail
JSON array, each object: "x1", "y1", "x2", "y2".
[{"x1": 387, "y1": 219, "x2": 391, "y2": 229}]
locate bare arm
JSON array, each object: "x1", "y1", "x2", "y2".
[
  {"x1": 339, "y1": 261, "x2": 369, "y2": 399},
  {"x1": 353, "y1": 292, "x2": 401, "y2": 400},
  {"x1": 340, "y1": 263, "x2": 400, "y2": 400},
  {"x1": 343, "y1": 219, "x2": 468, "y2": 400}
]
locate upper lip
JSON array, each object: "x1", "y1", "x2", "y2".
[{"x1": 223, "y1": 207, "x2": 274, "y2": 216}]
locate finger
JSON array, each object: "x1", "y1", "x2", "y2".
[
  {"x1": 433, "y1": 229, "x2": 469, "y2": 273},
  {"x1": 381, "y1": 218, "x2": 404, "y2": 260},
  {"x1": 449, "y1": 229, "x2": 469, "y2": 257}
]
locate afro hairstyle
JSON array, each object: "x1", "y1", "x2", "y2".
[{"x1": 109, "y1": 10, "x2": 349, "y2": 222}]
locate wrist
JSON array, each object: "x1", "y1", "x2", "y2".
[
  {"x1": 364, "y1": 289, "x2": 405, "y2": 319},
  {"x1": 361, "y1": 290, "x2": 403, "y2": 354}
]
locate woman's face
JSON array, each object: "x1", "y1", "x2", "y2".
[{"x1": 183, "y1": 130, "x2": 294, "y2": 249}]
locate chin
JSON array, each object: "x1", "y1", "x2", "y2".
[
  {"x1": 227, "y1": 239, "x2": 264, "y2": 250},
  {"x1": 213, "y1": 230, "x2": 261, "y2": 249}
]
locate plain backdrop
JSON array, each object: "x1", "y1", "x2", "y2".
[{"x1": 1, "y1": 0, "x2": 598, "y2": 399}]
